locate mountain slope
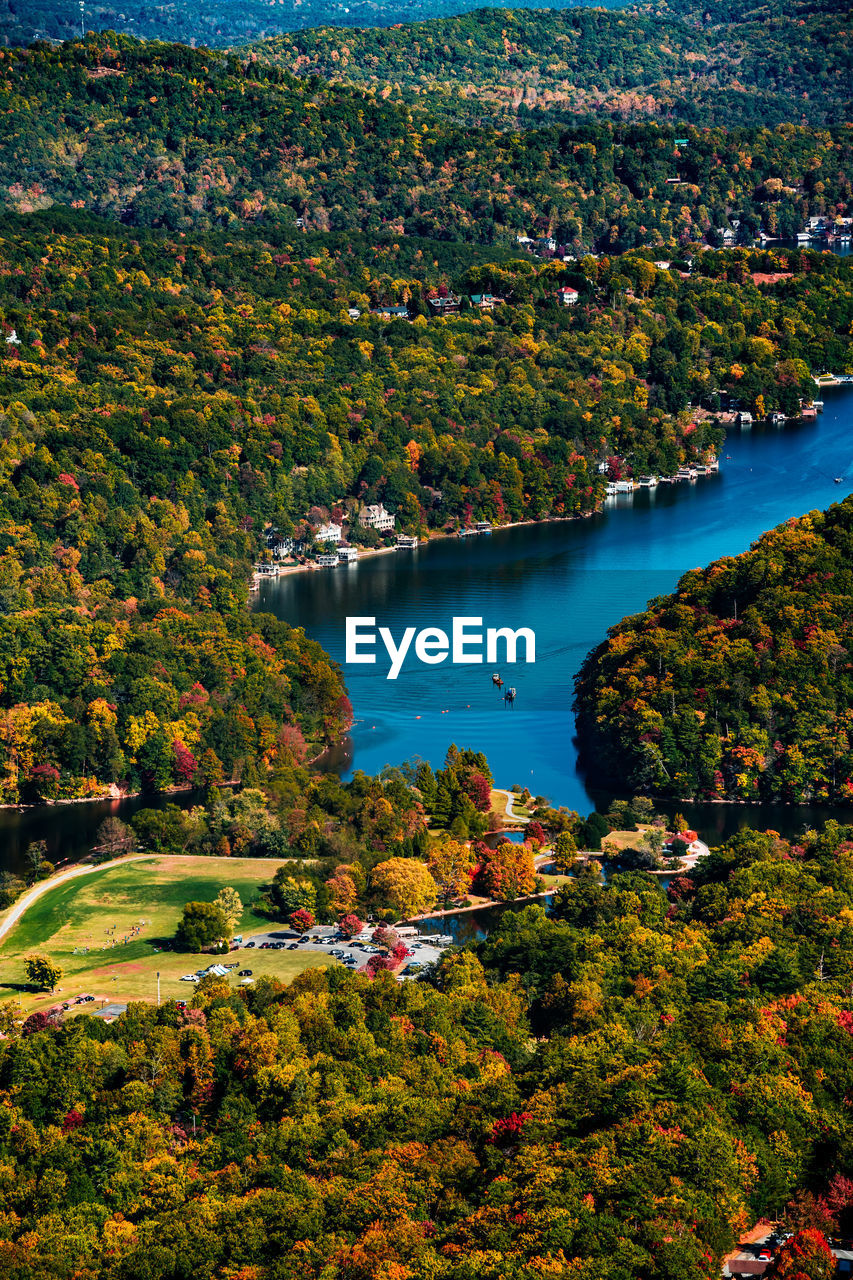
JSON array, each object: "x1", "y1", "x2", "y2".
[{"x1": 257, "y1": 0, "x2": 852, "y2": 127}]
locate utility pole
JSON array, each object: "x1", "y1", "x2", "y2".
[
  {"x1": 79, "y1": 0, "x2": 85, "y2": 38},
  {"x1": 156, "y1": 970, "x2": 160, "y2": 1006}
]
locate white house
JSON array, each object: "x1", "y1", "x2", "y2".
[
  {"x1": 271, "y1": 536, "x2": 295, "y2": 559},
  {"x1": 337, "y1": 545, "x2": 359, "y2": 562},
  {"x1": 558, "y1": 287, "x2": 579, "y2": 306},
  {"x1": 315, "y1": 521, "x2": 342, "y2": 544},
  {"x1": 360, "y1": 503, "x2": 395, "y2": 532},
  {"x1": 5, "y1": 329, "x2": 21, "y2": 345}
]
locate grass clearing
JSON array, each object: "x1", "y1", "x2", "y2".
[{"x1": 0, "y1": 855, "x2": 330, "y2": 1011}]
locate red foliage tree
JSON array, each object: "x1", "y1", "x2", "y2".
[
  {"x1": 339, "y1": 913, "x2": 364, "y2": 939},
  {"x1": 526, "y1": 821, "x2": 545, "y2": 846},
  {"x1": 766, "y1": 1228, "x2": 834, "y2": 1279},
  {"x1": 467, "y1": 772, "x2": 492, "y2": 812},
  {"x1": 486, "y1": 1111, "x2": 531, "y2": 1146},
  {"x1": 290, "y1": 907, "x2": 315, "y2": 932},
  {"x1": 372, "y1": 925, "x2": 399, "y2": 951},
  {"x1": 173, "y1": 739, "x2": 198, "y2": 784},
  {"x1": 22, "y1": 1011, "x2": 50, "y2": 1036}
]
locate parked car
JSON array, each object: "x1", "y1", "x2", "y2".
[
  {"x1": 344, "y1": 957, "x2": 358, "y2": 966},
  {"x1": 245, "y1": 941, "x2": 255, "y2": 948},
  {"x1": 181, "y1": 974, "x2": 200, "y2": 982},
  {"x1": 238, "y1": 969, "x2": 253, "y2": 977},
  {"x1": 287, "y1": 943, "x2": 299, "y2": 950},
  {"x1": 299, "y1": 935, "x2": 310, "y2": 942},
  {"x1": 175, "y1": 1000, "x2": 187, "y2": 1010}
]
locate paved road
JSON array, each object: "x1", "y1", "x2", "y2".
[
  {"x1": 0, "y1": 855, "x2": 152, "y2": 944},
  {"x1": 492, "y1": 789, "x2": 530, "y2": 824}
]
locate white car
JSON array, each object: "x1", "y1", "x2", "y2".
[{"x1": 180, "y1": 974, "x2": 200, "y2": 983}]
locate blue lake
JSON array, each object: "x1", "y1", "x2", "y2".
[{"x1": 258, "y1": 386, "x2": 853, "y2": 829}]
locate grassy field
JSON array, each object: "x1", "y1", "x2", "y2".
[
  {"x1": 489, "y1": 789, "x2": 531, "y2": 823},
  {"x1": 0, "y1": 856, "x2": 331, "y2": 1012}
]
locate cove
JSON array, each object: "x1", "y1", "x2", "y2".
[{"x1": 257, "y1": 385, "x2": 853, "y2": 834}]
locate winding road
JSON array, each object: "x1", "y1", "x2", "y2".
[{"x1": 491, "y1": 789, "x2": 530, "y2": 825}]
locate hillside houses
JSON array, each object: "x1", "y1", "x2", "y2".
[
  {"x1": 315, "y1": 521, "x2": 342, "y2": 544},
  {"x1": 360, "y1": 503, "x2": 395, "y2": 532},
  {"x1": 427, "y1": 292, "x2": 461, "y2": 316}
]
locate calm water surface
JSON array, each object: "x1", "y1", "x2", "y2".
[{"x1": 258, "y1": 386, "x2": 853, "y2": 836}]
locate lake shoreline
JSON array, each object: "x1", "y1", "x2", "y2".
[{"x1": 255, "y1": 512, "x2": 590, "y2": 582}]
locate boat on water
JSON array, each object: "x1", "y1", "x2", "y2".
[
  {"x1": 813, "y1": 400, "x2": 825, "y2": 412},
  {"x1": 475, "y1": 521, "x2": 492, "y2": 534},
  {"x1": 637, "y1": 475, "x2": 658, "y2": 487}
]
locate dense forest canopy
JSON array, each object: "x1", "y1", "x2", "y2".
[
  {"x1": 260, "y1": 0, "x2": 853, "y2": 128},
  {"x1": 0, "y1": 38, "x2": 850, "y2": 249},
  {"x1": 0, "y1": 0, "x2": 626, "y2": 49},
  {"x1": 574, "y1": 496, "x2": 853, "y2": 805},
  {"x1": 1, "y1": 210, "x2": 852, "y2": 798},
  {"x1": 3, "y1": 824, "x2": 853, "y2": 1275}
]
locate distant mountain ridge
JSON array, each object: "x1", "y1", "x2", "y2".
[
  {"x1": 3, "y1": 0, "x2": 850, "y2": 134},
  {"x1": 0, "y1": 0, "x2": 627, "y2": 53},
  {"x1": 256, "y1": 0, "x2": 851, "y2": 127}
]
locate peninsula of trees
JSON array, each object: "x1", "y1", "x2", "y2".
[{"x1": 574, "y1": 496, "x2": 853, "y2": 803}]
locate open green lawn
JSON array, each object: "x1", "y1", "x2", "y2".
[{"x1": 0, "y1": 856, "x2": 331, "y2": 1012}]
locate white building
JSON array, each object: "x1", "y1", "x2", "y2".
[
  {"x1": 315, "y1": 521, "x2": 342, "y2": 544},
  {"x1": 5, "y1": 329, "x2": 20, "y2": 345},
  {"x1": 337, "y1": 545, "x2": 359, "y2": 562},
  {"x1": 558, "y1": 287, "x2": 579, "y2": 306},
  {"x1": 360, "y1": 503, "x2": 395, "y2": 533}
]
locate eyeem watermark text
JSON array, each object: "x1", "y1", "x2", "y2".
[{"x1": 346, "y1": 616, "x2": 536, "y2": 680}]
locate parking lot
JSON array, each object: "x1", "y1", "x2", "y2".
[{"x1": 179, "y1": 925, "x2": 450, "y2": 986}]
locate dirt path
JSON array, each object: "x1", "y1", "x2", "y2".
[{"x1": 0, "y1": 855, "x2": 152, "y2": 944}]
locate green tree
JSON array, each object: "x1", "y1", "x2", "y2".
[
  {"x1": 24, "y1": 954, "x2": 62, "y2": 992},
  {"x1": 175, "y1": 902, "x2": 228, "y2": 953}
]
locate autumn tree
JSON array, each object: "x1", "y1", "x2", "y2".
[
  {"x1": 766, "y1": 1230, "x2": 834, "y2": 1279},
  {"x1": 428, "y1": 836, "x2": 474, "y2": 903},
  {"x1": 474, "y1": 841, "x2": 537, "y2": 901},
  {"x1": 371, "y1": 857, "x2": 437, "y2": 919},
  {"x1": 24, "y1": 955, "x2": 62, "y2": 992},
  {"x1": 214, "y1": 887, "x2": 243, "y2": 940}
]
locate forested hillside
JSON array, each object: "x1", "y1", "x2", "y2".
[
  {"x1": 0, "y1": 0, "x2": 623, "y2": 50},
  {"x1": 262, "y1": 0, "x2": 852, "y2": 128},
  {"x1": 574, "y1": 496, "x2": 853, "y2": 804},
  {"x1": 1, "y1": 38, "x2": 851, "y2": 248},
  {"x1": 3, "y1": 825, "x2": 853, "y2": 1275}
]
